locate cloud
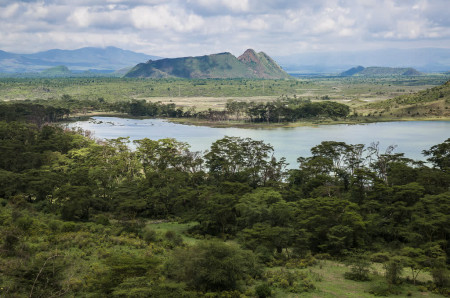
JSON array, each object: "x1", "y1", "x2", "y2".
[{"x1": 0, "y1": 0, "x2": 449, "y2": 56}]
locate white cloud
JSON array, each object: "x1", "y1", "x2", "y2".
[{"x1": 0, "y1": 0, "x2": 449, "y2": 56}]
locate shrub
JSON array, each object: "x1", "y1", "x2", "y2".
[
  {"x1": 384, "y1": 256, "x2": 404, "y2": 286},
  {"x1": 264, "y1": 268, "x2": 315, "y2": 293},
  {"x1": 166, "y1": 241, "x2": 261, "y2": 292},
  {"x1": 95, "y1": 214, "x2": 110, "y2": 226},
  {"x1": 255, "y1": 283, "x2": 272, "y2": 298},
  {"x1": 368, "y1": 281, "x2": 401, "y2": 296},
  {"x1": 344, "y1": 254, "x2": 371, "y2": 281},
  {"x1": 431, "y1": 267, "x2": 449, "y2": 288},
  {"x1": 142, "y1": 226, "x2": 158, "y2": 243},
  {"x1": 371, "y1": 252, "x2": 390, "y2": 263}
]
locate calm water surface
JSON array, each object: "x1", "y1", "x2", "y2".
[{"x1": 68, "y1": 117, "x2": 450, "y2": 167}]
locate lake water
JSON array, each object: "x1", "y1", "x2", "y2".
[{"x1": 68, "y1": 117, "x2": 450, "y2": 167}]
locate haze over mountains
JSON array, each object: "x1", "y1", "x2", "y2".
[
  {"x1": 0, "y1": 47, "x2": 449, "y2": 76},
  {"x1": 125, "y1": 49, "x2": 290, "y2": 79},
  {"x1": 275, "y1": 48, "x2": 450, "y2": 73},
  {"x1": 0, "y1": 46, "x2": 161, "y2": 73}
]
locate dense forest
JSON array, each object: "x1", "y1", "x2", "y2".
[{"x1": 0, "y1": 110, "x2": 449, "y2": 296}]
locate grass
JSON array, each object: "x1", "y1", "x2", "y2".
[
  {"x1": 271, "y1": 260, "x2": 442, "y2": 298},
  {"x1": 1, "y1": 76, "x2": 448, "y2": 105},
  {"x1": 147, "y1": 221, "x2": 200, "y2": 245}
]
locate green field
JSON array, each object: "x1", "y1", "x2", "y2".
[{"x1": 1, "y1": 76, "x2": 448, "y2": 109}]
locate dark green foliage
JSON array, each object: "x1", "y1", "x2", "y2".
[
  {"x1": 423, "y1": 138, "x2": 450, "y2": 171},
  {"x1": 255, "y1": 282, "x2": 273, "y2": 298},
  {"x1": 166, "y1": 241, "x2": 261, "y2": 292},
  {"x1": 431, "y1": 267, "x2": 449, "y2": 289},
  {"x1": 95, "y1": 254, "x2": 159, "y2": 295},
  {"x1": 384, "y1": 256, "x2": 404, "y2": 286}
]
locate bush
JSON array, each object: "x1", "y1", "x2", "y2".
[
  {"x1": 384, "y1": 256, "x2": 404, "y2": 286},
  {"x1": 264, "y1": 268, "x2": 315, "y2": 293},
  {"x1": 255, "y1": 283, "x2": 272, "y2": 298},
  {"x1": 431, "y1": 267, "x2": 449, "y2": 288},
  {"x1": 369, "y1": 281, "x2": 393, "y2": 296},
  {"x1": 371, "y1": 252, "x2": 390, "y2": 263},
  {"x1": 95, "y1": 214, "x2": 110, "y2": 226},
  {"x1": 166, "y1": 241, "x2": 261, "y2": 292},
  {"x1": 344, "y1": 254, "x2": 371, "y2": 281},
  {"x1": 142, "y1": 226, "x2": 158, "y2": 243}
]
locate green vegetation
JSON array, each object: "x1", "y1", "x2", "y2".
[
  {"x1": 41, "y1": 65, "x2": 72, "y2": 77},
  {"x1": 125, "y1": 49, "x2": 290, "y2": 79},
  {"x1": 1, "y1": 107, "x2": 449, "y2": 296},
  {"x1": 0, "y1": 75, "x2": 449, "y2": 296},
  {"x1": 361, "y1": 79, "x2": 450, "y2": 119}
]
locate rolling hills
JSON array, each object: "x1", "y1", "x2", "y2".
[
  {"x1": 124, "y1": 49, "x2": 290, "y2": 79},
  {"x1": 361, "y1": 79, "x2": 450, "y2": 118}
]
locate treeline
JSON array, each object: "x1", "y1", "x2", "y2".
[
  {"x1": 0, "y1": 95, "x2": 351, "y2": 127},
  {"x1": 222, "y1": 97, "x2": 350, "y2": 122},
  {"x1": 0, "y1": 96, "x2": 183, "y2": 126}
]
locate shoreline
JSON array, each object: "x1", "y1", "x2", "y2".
[
  {"x1": 166, "y1": 116, "x2": 450, "y2": 129},
  {"x1": 66, "y1": 111, "x2": 450, "y2": 129}
]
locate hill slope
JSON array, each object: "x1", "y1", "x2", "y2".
[
  {"x1": 125, "y1": 49, "x2": 290, "y2": 79},
  {"x1": 340, "y1": 66, "x2": 422, "y2": 76},
  {"x1": 361, "y1": 80, "x2": 450, "y2": 118},
  {"x1": 41, "y1": 65, "x2": 72, "y2": 76},
  {"x1": 0, "y1": 47, "x2": 162, "y2": 73}
]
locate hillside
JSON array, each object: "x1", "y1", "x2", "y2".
[
  {"x1": 0, "y1": 47, "x2": 162, "y2": 73},
  {"x1": 340, "y1": 66, "x2": 422, "y2": 76},
  {"x1": 125, "y1": 49, "x2": 290, "y2": 79},
  {"x1": 41, "y1": 65, "x2": 72, "y2": 76},
  {"x1": 361, "y1": 80, "x2": 450, "y2": 118}
]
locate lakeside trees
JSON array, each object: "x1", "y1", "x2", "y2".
[
  {"x1": 0, "y1": 119, "x2": 449, "y2": 296},
  {"x1": 0, "y1": 94, "x2": 351, "y2": 127}
]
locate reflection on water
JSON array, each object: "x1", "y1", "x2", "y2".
[{"x1": 68, "y1": 117, "x2": 450, "y2": 168}]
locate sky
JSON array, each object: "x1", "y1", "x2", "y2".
[{"x1": 0, "y1": 0, "x2": 449, "y2": 57}]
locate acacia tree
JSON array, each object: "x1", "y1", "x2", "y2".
[{"x1": 205, "y1": 136, "x2": 286, "y2": 187}]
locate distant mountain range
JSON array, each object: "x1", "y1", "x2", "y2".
[
  {"x1": 125, "y1": 49, "x2": 290, "y2": 79},
  {"x1": 275, "y1": 48, "x2": 450, "y2": 73},
  {"x1": 340, "y1": 66, "x2": 422, "y2": 76},
  {"x1": 0, "y1": 46, "x2": 161, "y2": 73},
  {"x1": 1, "y1": 46, "x2": 449, "y2": 76}
]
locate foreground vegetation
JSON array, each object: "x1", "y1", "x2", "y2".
[{"x1": 1, "y1": 114, "x2": 449, "y2": 296}]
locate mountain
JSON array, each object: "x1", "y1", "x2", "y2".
[
  {"x1": 41, "y1": 65, "x2": 72, "y2": 76},
  {"x1": 275, "y1": 48, "x2": 450, "y2": 73},
  {"x1": 125, "y1": 49, "x2": 290, "y2": 79},
  {"x1": 340, "y1": 66, "x2": 422, "y2": 76},
  {"x1": 0, "y1": 47, "x2": 162, "y2": 73},
  {"x1": 340, "y1": 66, "x2": 365, "y2": 76}
]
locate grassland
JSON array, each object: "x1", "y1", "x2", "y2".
[{"x1": 1, "y1": 75, "x2": 449, "y2": 126}]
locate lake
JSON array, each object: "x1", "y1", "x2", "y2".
[{"x1": 68, "y1": 117, "x2": 450, "y2": 168}]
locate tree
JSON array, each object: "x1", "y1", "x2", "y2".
[
  {"x1": 205, "y1": 136, "x2": 286, "y2": 187},
  {"x1": 422, "y1": 138, "x2": 450, "y2": 171}
]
